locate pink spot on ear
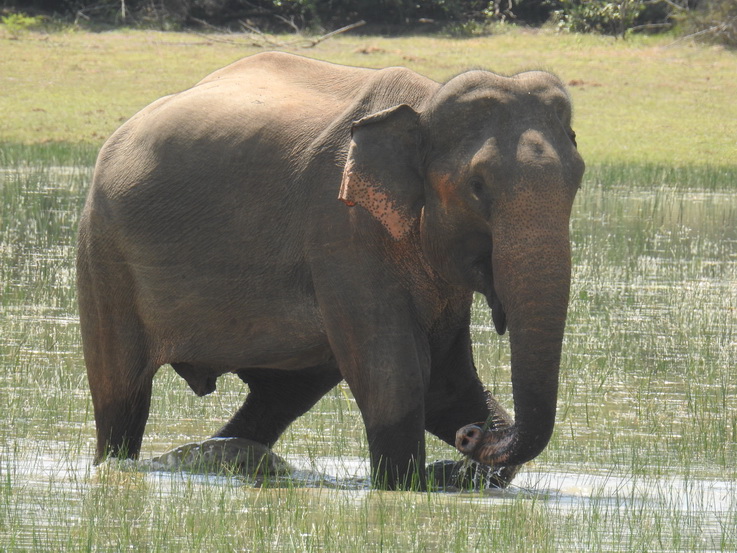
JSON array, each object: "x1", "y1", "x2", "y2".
[
  {"x1": 433, "y1": 173, "x2": 455, "y2": 206},
  {"x1": 339, "y1": 159, "x2": 414, "y2": 240}
]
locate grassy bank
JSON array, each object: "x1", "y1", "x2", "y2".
[{"x1": 1, "y1": 28, "x2": 736, "y2": 168}]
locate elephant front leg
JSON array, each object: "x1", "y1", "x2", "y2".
[
  {"x1": 326, "y1": 320, "x2": 432, "y2": 490},
  {"x1": 310, "y1": 243, "x2": 432, "y2": 489},
  {"x1": 214, "y1": 364, "x2": 342, "y2": 447},
  {"x1": 362, "y1": 392, "x2": 428, "y2": 490}
]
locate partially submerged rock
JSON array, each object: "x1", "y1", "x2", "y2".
[{"x1": 137, "y1": 437, "x2": 293, "y2": 477}]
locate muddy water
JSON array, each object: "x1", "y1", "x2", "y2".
[{"x1": 1, "y1": 163, "x2": 735, "y2": 550}]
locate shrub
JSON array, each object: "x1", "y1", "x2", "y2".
[
  {"x1": 4, "y1": 0, "x2": 733, "y2": 40},
  {"x1": 1, "y1": 12, "x2": 46, "y2": 37},
  {"x1": 676, "y1": 0, "x2": 737, "y2": 46},
  {"x1": 552, "y1": 0, "x2": 647, "y2": 35}
]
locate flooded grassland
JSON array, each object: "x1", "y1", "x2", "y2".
[{"x1": 1, "y1": 150, "x2": 736, "y2": 551}]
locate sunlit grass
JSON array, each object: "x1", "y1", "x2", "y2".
[
  {"x1": 584, "y1": 163, "x2": 737, "y2": 191},
  {"x1": 1, "y1": 28, "x2": 736, "y2": 165}
]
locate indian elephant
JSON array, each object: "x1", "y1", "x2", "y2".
[{"x1": 77, "y1": 52, "x2": 584, "y2": 490}]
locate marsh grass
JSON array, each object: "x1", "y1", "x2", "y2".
[
  {"x1": 1, "y1": 149, "x2": 735, "y2": 550},
  {"x1": 585, "y1": 163, "x2": 737, "y2": 191}
]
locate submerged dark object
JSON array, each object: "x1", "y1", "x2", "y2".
[{"x1": 425, "y1": 459, "x2": 519, "y2": 491}]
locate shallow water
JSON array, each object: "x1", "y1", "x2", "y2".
[
  {"x1": 5, "y1": 443, "x2": 736, "y2": 551},
  {"x1": 1, "y1": 161, "x2": 735, "y2": 551}
]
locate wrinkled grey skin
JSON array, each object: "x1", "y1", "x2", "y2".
[{"x1": 77, "y1": 52, "x2": 584, "y2": 490}]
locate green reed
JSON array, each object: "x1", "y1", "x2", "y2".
[{"x1": 584, "y1": 163, "x2": 737, "y2": 191}]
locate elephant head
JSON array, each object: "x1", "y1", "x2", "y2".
[{"x1": 339, "y1": 70, "x2": 585, "y2": 467}]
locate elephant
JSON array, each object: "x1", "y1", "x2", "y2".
[{"x1": 77, "y1": 51, "x2": 584, "y2": 490}]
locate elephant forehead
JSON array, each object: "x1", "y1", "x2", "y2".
[
  {"x1": 426, "y1": 70, "x2": 570, "y2": 128},
  {"x1": 512, "y1": 70, "x2": 567, "y2": 92}
]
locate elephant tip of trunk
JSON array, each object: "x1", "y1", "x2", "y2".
[
  {"x1": 455, "y1": 422, "x2": 548, "y2": 467},
  {"x1": 455, "y1": 423, "x2": 482, "y2": 453},
  {"x1": 455, "y1": 423, "x2": 513, "y2": 465}
]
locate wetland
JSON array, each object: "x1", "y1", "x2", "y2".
[
  {"x1": 1, "y1": 150, "x2": 735, "y2": 551},
  {"x1": 1, "y1": 28, "x2": 736, "y2": 552}
]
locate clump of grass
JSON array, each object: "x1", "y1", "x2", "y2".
[
  {"x1": 0, "y1": 143, "x2": 98, "y2": 167},
  {"x1": 584, "y1": 163, "x2": 737, "y2": 190}
]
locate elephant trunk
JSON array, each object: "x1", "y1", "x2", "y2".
[{"x1": 456, "y1": 198, "x2": 572, "y2": 467}]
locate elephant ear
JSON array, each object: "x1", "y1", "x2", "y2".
[{"x1": 339, "y1": 104, "x2": 423, "y2": 240}]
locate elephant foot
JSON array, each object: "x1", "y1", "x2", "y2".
[
  {"x1": 136, "y1": 437, "x2": 294, "y2": 477},
  {"x1": 129, "y1": 440, "x2": 517, "y2": 492},
  {"x1": 425, "y1": 459, "x2": 519, "y2": 491}
]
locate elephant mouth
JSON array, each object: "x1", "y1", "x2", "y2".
[
  {"x1": 471, "y1": 252, "x2": 507, "y2": 336},
  {"x1": 489, "y1": 294, "x2": 507, "y2": 335}
]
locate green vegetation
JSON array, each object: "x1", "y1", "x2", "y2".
[
  {"x1": 1, "y1": 30, "x2": 736, "y2": 551},
  {"x1": 552, "y1": 0, "x2": 646, "y2": 35},
  {"x1": 5, "y1": 0, "x2": 737, "y2": 44},
  {"x1": 675, "y1": 0, "x2": 737, "y2": 46},
  {"x1": 0, "y1": 12, "x2": 45, "y2": 37},
  {"x1": 1, "y1": 29, "x2": 736, "y2": 168}
]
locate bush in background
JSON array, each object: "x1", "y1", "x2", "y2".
[
  {"x1": 676, "y1": 0, "x2": 737, "y2": 46},
  {"x1": 551, "y1": 0, "x2": 646, "y2": 35},
  {"x1": 0, "y1": 11, "x2": 46, "y2": 37},
  {"x1": 1, "y1": 0, "x2": 735, "y2": 42}
]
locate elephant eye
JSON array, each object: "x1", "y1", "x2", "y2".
[
  {"x1": 568, "y1": 129, "x2": 578, "y2": 148},
  {"x1": 469, "y1": 178, "x2": 485, "y2": 199},
  {"x1": 468, "y1": 178, "x2": 492, "y2": 219}
]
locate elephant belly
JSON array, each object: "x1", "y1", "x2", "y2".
[{"x1": 129, "y1": 259, "x2": 332, "y2": 371}]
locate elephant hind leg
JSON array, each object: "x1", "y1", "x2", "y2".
[
  {"x1": 82, "y1": 313, "x2": 155, "y2": 463},
  {"x1": 78, "y1": 237, "x2": 156, "y2": 463},
  {"x1": 83, "y1": 318, "x2": 155, "y2": 463},
  {"x1": 91, "y1": 373, "x2": 153, "y2": 463},
  {"x1": 214, "y1": 364, "x2": 342, "y2": 448}
]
